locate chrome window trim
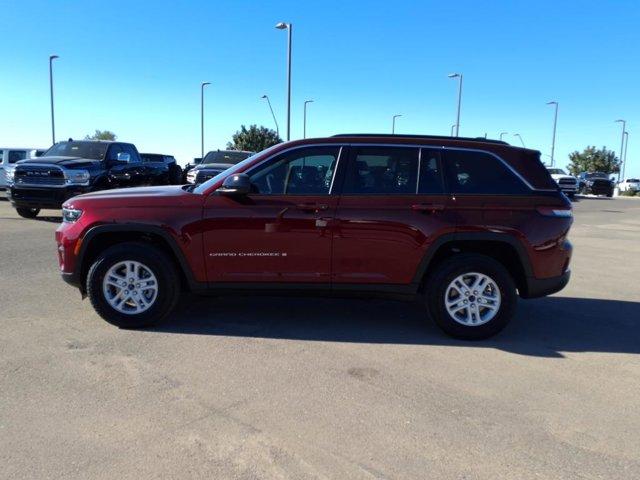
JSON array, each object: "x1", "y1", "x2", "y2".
[{"x1": 207, "y1": 141, "x2": 555, "y2": 194}]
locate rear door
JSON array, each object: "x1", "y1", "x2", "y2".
[
  {"x1": 332, "y1": 145, "x2": 455, "y2": 287},
  {"x1": 203, "y1": 145, "x2": 343, "y2": 284},
  {"x1": 442, "y1": 148, "x2": 534, "y2": 230}
]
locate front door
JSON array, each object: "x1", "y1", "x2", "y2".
[
  {"x1": 332, "y1": 146, "x2": 455, "y2": 286},
  {"x1": 202, "y1": 145, "x2": 343, "y2": 284}
]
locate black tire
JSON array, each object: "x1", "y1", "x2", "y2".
[
  {"x1": 606, "y1": 191, "x2": 613, "y2": 197},
  {"x1": 568, "y1": 192, "x2": 575, "y2": 199},
  {"x1": 16, "y1": 207, "x2": 40, "y2": 218},
  {"x1": 425, "y1": 254, "x2": 517, "y2": 340},
  {"x1": 86, "y1": 242, "x2": 180, "y2": 328}
]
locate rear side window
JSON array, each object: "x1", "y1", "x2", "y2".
[
  {"x1": 343, "y1": 147, "x2": 419, "y2": 195},
  {"x1": 444, "y1": 150, "x2": 528, "y2": 194}
]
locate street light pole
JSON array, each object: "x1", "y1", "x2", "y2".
[
  {"x1": 514, "y1": 133, "x2": 525, "y2": 147},
  {"x1": 392, "y1": 114, "x2": 402, "y2": 134},
  {"x1": 201, "y1": 82, "x2": 211, "y2": 159},
  {"x1": 448, "y1": 73, "x2": 463, "y2": 136},
  {"x1": 499, "y1": 132, "x2": 508, "y2": 141},
  {"x1": 547, "y1": 101, "x2": 558, "y2": 167},
  {"x1": 450, "y1": 124, "x2": 457, "y2": 137},
  {"x1": 49, "y1": 54, "x2": 59, "y2": 145},
  {"x1": 615, "y1": 119, "x2": 626, "y2": 183},
  {"x1": 261, "y1": 95, "x2": 279, "y2": 138},
  {"x1": 303, "y1": 100, "x2": 314, "y2": 139},
  {"x1": 622, "y1": 131, "x2": 629, "y2": 181},
  {"x1": 276, "y1": 22, "x2": 292, "y2": 141}
]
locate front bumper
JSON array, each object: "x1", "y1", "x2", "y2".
[{"x1": 8, "y1": 185, "x2": 92, "y2": 209}]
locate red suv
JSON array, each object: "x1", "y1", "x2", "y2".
[{"x1": 55, "y1": 135, "x2": 572, "y2": 339}]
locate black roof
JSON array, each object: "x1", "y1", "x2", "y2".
[{"x1": 332, "y1": 133, "x2": 509, "y2": 145}]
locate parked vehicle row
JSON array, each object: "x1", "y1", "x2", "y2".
[
  {"x1": 546, "y1": 168, "x2": 578, "y2": 198},
  {"x1": 56, "y1": 134, "x2": 573, "y2": 340},
  {"x1": 6, "y1": 140, "x2": 181, "y2": 218}
]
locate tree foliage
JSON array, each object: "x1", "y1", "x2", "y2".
[
  {"x1": 566, "y1": 146, "x2": 620, "y2": 176},
  {"x1": 84, "y1": 130, "x2": 117, "y2": 141},
  {"x1": 227, "y1": 125, "x2": 281, "y2": 152}
]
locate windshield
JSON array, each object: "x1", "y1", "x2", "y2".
[
  {"x1": 586, "y1": 172, "x2": 608, "y2": 179},
  {"x1": 44, "y1": 141, "x2": 109, "y2": 160},
  {"x1": 547, "y1": 168, "x2": 566, "y2": 175},
  {"x1": 202, "y1": 150, "x2": 253, "y2": 165},
  {"x1": 193, "y1": 145, "x2": 280, "y2": 194},
  {"x1": 626, "y1": 178, "x2": 640, "y2": 183}
]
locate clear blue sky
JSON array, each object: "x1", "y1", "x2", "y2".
[{"x1": 1, "y1": 0, "x2": 638, "y2": 177}]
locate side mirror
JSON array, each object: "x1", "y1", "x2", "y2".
[
  {"x1": 216, "y1": 173, "x2": 251, "y2": 196},
  {"x1": 117, "y1": 152, "x2": 131, "y2": 162}
]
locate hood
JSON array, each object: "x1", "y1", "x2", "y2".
[
  {"x1": 63, "y1": 185, "x2": 202, "y2": 209},
  {"x1": 17, "y1": 156, "x2": 101, "y2": 169}
]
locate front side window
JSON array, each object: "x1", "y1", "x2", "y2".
[
  {"x1": 121, "y1": 144, "x2": 140, "y2": 163},
  {"x1": 444, "y1": 150, "x2": 528, "y2": 195},
  {"x1": 8, "y1": 150, "x2": 27, "y2": 164},
  {"x1": 249, "y1": 146, "x2": 340, "y2": 195},
  {"x1": 342, "y1": 147, "x2": 419, "y2": 195}
]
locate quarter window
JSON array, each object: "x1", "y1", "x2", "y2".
[
  {"x1": 444, "y1": 150, "x2": 528, "y2": 194},
  {"x1": 249, "y1": 146, "x2": 340, "y2": 195},
  {"x1": 343, "y1": 147, "x2": 419, "y2": 195}
]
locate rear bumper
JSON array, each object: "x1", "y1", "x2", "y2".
[{"x1": 522, "y1": 269, "x2": 571, "y2": 299}]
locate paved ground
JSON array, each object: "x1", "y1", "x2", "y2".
[{"x1": 1, "y1": 195, "x2": 639, "y2": 480}]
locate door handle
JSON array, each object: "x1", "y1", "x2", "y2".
[
  {"x1": 296, "y1": 203, "x2": 329, "y2": 212},
  {"x1": 411, "y1": 203, "x2": 445, "y2": 213}
]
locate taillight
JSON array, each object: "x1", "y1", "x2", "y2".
[{"x1": 536, "y1": 207, "x2": 573, "y2": 218}]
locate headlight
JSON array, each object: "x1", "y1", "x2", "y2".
[
  {"x1": 65, "y1": 170, "x2": 90, "y2": 185},
  {"x1": 62, "y1": 207, "x2": 83, "y2": 223},
  {"x1": 6, "y1": 167, "x2": 15, "y2": 183}
]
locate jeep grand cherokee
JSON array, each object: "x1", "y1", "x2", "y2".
[{"x1": 55, "y1": 134, "x2": 572, "y2": 339}]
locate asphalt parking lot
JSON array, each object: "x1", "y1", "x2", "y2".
[{"x1": 1, "y1": 195, "x2": 639, "y2": 480}]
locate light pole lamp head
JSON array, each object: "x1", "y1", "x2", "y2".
[
  {"x1": 261, "y1": 94, "x2": 268, "y2": 99},
  {"x1": 615, "y1": 119, "x2": 625, "y2": 124},
  {"x1": 546, "y1": 101, "x2": 558, "y2": 105},
  {"x1": 202, "y1": 81, "x2": 211, "y2": 87},
  {"x1": 305, "y1": 99, "x2": 314, "y2": 105},
  {"x1": 393, "y1": 114, "x2": 402, "y2": 119},
  {"x1": 50, "y1": 54, "x2": 59, "y2": 61},
  {"x1": 448, "y1": 73, "x2": 460, "y2": 79},
  {"x1": 275, "y1": 22, "x2": 290, "y2": 30}
]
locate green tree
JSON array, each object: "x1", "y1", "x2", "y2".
[
  {"x1": 566, "y1": 146, "x2": 620, "y2": 176},
  {"x1": 84, "y1": 130, "x2": 117, "y2": 141},
  {"x1": 227, "y1": 125, "x2": 281, "y2": 152}
]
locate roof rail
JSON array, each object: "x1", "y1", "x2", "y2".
[{"x1": 331, "y1": 133, "x2": 509, "y2": 145}]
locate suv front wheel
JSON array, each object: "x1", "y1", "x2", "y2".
[
  {"x1": 86, "y1": 242, "x2": 180, "y2": 328},
  {"x1": 426, "y1": 254, "x2": 517, "y2": 340}
]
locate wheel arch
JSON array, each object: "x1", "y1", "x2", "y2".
[
  {"x1": 76, "y1": 224, "x2": 201, "y2": 295},
  {"x1": 413, "y1": 233, "x2": 533, "y2": 296}
]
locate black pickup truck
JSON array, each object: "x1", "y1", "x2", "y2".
[{"x1": 8, "y1": 140, "x2": 171, "y2": 218}]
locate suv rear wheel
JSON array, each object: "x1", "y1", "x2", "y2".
[
  {"x1": 426, "y1": 254, "x2": 516, "y2": 340},
  {"x1": 86, "y1": 242, "x2": 180, "y2": 328},
  {"x1": 16, "y1": 207, "x2": 40, "y2": 219}
]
